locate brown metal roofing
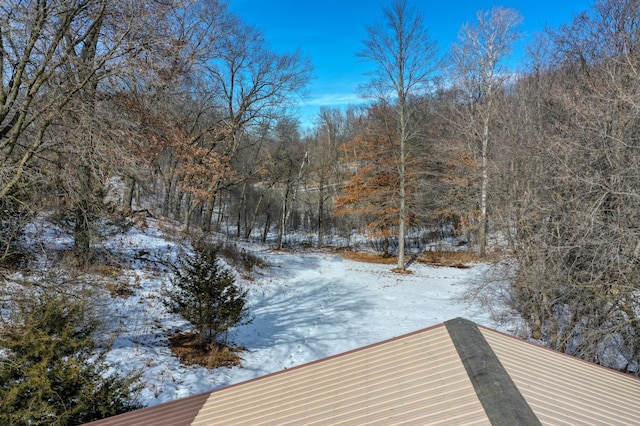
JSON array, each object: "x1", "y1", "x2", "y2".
[
  {"x1": 480, "y1": 327, "x2": 640, "y2": 426},
  {"x1": 192, "y1": 323, "x2": 489, "y2": 425},
  {"x1": 85, "y1": 391, "x2": 209, "y2": 426},
  {"x1": 85, "y1": 318, "x2": 640, "y2": 426}
]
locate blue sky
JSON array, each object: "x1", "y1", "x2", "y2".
[{"x1": 229, "y1": 0, "x2": 594, "y2": 127}]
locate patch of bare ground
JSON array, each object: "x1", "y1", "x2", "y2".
[
  {"x1": 339, "y1": 250, "x2": 486, "y2": 268},
  {"x1": 339, "y1": 251, "x2": 397, "y2": 264},
  {"x1": 391, "y1": 267, "x2": 413, "y2": 274},
  {"x1": 416, "y1": 250, "x2": 484, "y2": 268},
  {"x1": 168, "y1": 332, "x2": 244, "y2": 369},
  {"x1": 105, "y1": 281, "x2": 135, "y2": 298}
]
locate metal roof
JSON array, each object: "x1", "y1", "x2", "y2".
[
  {"x1": 86, "y1": 318, "x2": 640, "y2": 425},
  {"x1": 481, "y1": 327, "x2": 640, "y2": 425}
]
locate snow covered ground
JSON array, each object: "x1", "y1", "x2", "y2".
[{"x1": 33, "y1": 219, "x2": 511, "y2": 408}]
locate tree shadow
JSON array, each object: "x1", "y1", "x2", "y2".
[{"x1": 231, "y1": 253, "x2": 375, "y2": 369}]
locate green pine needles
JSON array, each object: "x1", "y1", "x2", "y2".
[
  {"x1": 165, "y1": 242, "x2": 253, "y2": 350},
  {"x1": 0, "y1": 289, "x2": 142, "y2": 425}
]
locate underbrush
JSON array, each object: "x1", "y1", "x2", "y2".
[{"x1": 217, "y1": 241, "x2": 268, "y2": 279}]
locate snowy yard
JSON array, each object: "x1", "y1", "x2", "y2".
[{"x1": 80, "y1": 220, "x2": 506, "y2": 407}]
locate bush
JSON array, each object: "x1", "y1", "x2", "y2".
[
  {"x1": 0, "y1": 288, "x2": 142, "y2": 425},
  {"x1": 0, "y1": 187, "x2": 33, "y2": 267},
  {"x1": 165, "y1": 242, "x2": 252, "y2": 349},
  {"x1": 217, "y1": 241, "x2": 266, "y2": 277}
]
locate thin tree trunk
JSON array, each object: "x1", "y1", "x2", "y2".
[
  {"x1": 162, "y1": 178, "x2": 172, "y2": 217},
  {"x1": 183, "y1": 194, "x2": 193, "y2": 230},
  {"x1": 277, "y1": 187, "x2": 290, "y2": 250},
  {"x1": 203, "y1": 195, "x2": 216, "y2": 233},
  {"x1": 262, "y1": 212, "x2": 271, "y2": 243},
  {"x1": 175, "y1": 191, "x2": 184, "y2": 221},
  {"x1": 478, "y1": 101, "x2": 491, "y2": 257},
  {"x1": 216, "y1": 190, "x2": 227, "y2": 230},
  {"x1": 261, "y1": 192, "x2": 273, "y2": 243},
  {"x1": 123, "y1": 176, "x2": 135, "y2": 212},
  {"x1": 246, "y1": 190, "x2": 266, "y2": 239},
  {"x1": 397, "y1": 107, "x2": 407, "y2": 270},
  {"x1": 237, "y1": 181, "x2": 248, "y2": 238},
  {"x1": 317, "y1": 184, "x2": 324, "y2": 249}
]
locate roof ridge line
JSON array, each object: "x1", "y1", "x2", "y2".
[{"x1": 445, "y1": 317, "x2": 542, "y2": 426}]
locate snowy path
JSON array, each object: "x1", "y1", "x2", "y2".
[{"x1": 100, "y1": 226, "x2": 496, "y2": 407}]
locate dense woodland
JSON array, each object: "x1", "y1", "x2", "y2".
[{"x1": 2, "y1": 0, "x2": 640, "y2": 422}]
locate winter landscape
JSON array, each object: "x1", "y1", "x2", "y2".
[
  {"x1": 4, "y1": 0, "x2": 640, "y2": 423},
  {"x1": 25, "y1": 217, "x2": 503, "y2": 408}
]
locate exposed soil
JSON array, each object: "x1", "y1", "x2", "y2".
[
  {"x1": 339, "y1": 250, "x2": 485, "y2": 268},
  {"x1": 168, "y1": 332, "x2": 244, "y2": 369}
]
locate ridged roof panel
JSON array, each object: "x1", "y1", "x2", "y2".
[
  {"x1": 481, "y1": 328, "x2": 640, "y2": 426},
  {"x1": 192, "y1": 325, "x2": 490, "y2": 425},
  {"x1": 87, "y1": 319, "x2": 640, "y2": 426}
]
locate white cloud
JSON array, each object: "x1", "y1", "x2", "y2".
[{"x1": 303, "y1": 92, "x2": 364, "y2": 107}]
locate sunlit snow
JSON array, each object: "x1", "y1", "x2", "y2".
[{"x1": 29, "y1": 218, "x2": 512, "y2": 407}]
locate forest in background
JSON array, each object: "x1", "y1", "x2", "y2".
[{"x1": 2, "y1": 0, "x2": 640, "y2": 420}]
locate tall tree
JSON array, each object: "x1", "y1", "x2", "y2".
[
  {"x1": 0, "y1": 0, "x2": 179, "y2": 259},
  {"x1": 199, "y1": 10, "x2": 314, "y2": 231},
  {"x1": 449, "y1": 7, "x2": 522, "y2": 256},
  {"x1": 271, "y1": 117, "x2": 308, "y2": 249},
  {"x1": 469, "y1": 0, "x2": 640, "y2": 373},
  {"x1": 357, "y1": 0, "x2": 439, "y2": 270},
  {"x1": 336, "y1": 104, "x2": 417, "y2": 256},
  {"x1": 311, "y1": 107, "x2": 345, "y2": 248}
]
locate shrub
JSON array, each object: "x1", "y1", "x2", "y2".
[
  {"x1": 0, "y1": 288, "x2": 142, "y2": 425},
  {"x1": 217, "y1": 241, "x2": 266, "y2": 276},
  {"x1": 165, "y1": 242, "x2": 252, "y2": 349}
]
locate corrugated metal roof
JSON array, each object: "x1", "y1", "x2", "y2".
[
  {"x1": 192, "y1": 324, "x2": 489, "y2": 425},
  {"x1": 481, "y1": 327, "x2": 640, "y2": 426},
  {"x1": 85, "y1": 318, "x2": 640, "y2": 425},
  {"x1": 85, "y1": 391, "x2": 209, "y2": 426}
]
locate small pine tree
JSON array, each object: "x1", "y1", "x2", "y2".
[
  {"x1": 0, "y1": 289, "x2": 142, "y2": 425},
  {"x1": 165, "y1": 242, "x2": 252, "y2": 349}
]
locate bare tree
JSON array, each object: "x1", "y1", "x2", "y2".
[
  {"x1": 449, "y1": 7, "x2": 522, "y2": 256},
  {"x1": 0, "y1": 0, "x2": 180, "y2": 259},
  {"x1": 469, "y1": 0, "x2": 640, "y2": 373},
  {"x1": 310, "y1": 107, "x2": 345, "y2": 248},
  {"x1": 197, "y1": 11, "x2": 313, "y2": 232},
  {"x1": 0, "y1": 0, "x2": 172, "y2": 199},
  {"x1": 357, "y1": 0, "x2": 439, "y2": 270},
  {"x1": 270, "y1": 118, "x2": 307, "y2": 249}
]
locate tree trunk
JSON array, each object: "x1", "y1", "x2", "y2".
[
  {"x1": 203, "y1": 196, "x2": 216, "y2": 233},
  {"x1": 397, "y1": 145, "x2": 406, "y2": 270},
  {"x1": 246, "y1": 190, "x2": 266, "y2": 239},
  {"x1": 277, "y1": 187, "x2": 290, "y2": 250},
  {"x1": 175, "y1": 191, "x2": 184, "y2": 221},
  {"x1": 123, "y1": 176, "x2": 135, "y2": 212},
  {"x1": 262, "y1": 208, "x2": 272, "y2": 243},
  {"x1": 74, "y1": 205, "x2": 91, "y2": 255},
  {"x1": 396, "y1": 103, "x2": 407, "y2": 270},
  {"x1": 162, "y1": 178, "x2": 172, "y2": 217},
  {"x1": 317, "y1": 179, "x2": 325, "y2": 249},
  {"x1": 183, "y1": 194, "x2": 193, "y2": 230},
  {"x1": 237, "y1": 181, "x2": 248, "y2": 238},
  {"x1": 478, "y1": 100, "x2": 491, "y2": 257}
]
